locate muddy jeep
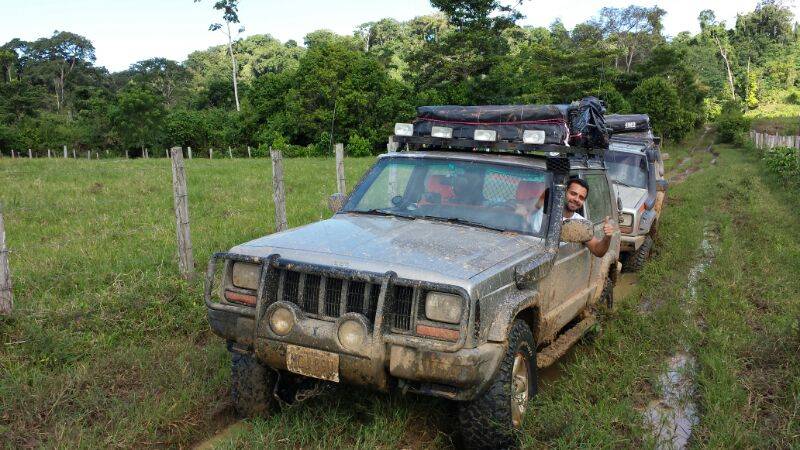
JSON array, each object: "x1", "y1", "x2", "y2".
[
  {"x1": 605, "y1": 114, "x2": 668, "y2": 272},
  {"x1": 204, "y1": 102, "x2": 620, "y2": 448}
]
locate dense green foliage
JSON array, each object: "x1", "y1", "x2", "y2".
[
  {"x1": 1, "y1": 1, "x2": 797, "y2": 155},
  {"x1": 763, "y1": 146, "x2": 800, "y2": 181},
  {"x1": 716, "y1": 101, "x2": 752, "y2": 144}
]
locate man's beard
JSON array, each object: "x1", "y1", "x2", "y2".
[{"x1": 566, "y1": 201, "x2": 581, "y2": 212}]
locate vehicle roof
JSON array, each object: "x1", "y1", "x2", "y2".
[{"x1": 379, "y1": 150, "x2": 605, "y2": 171}]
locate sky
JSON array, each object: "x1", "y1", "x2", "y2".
[{"x1": 2, "y1": 0, "x2": 798, "y2": 73}]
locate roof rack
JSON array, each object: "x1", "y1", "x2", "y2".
[
  {"x1": 392, "y1": 97, "x2": 611, "y2": 158},
  {"x1": 393, "y1": 134, "x2": 604, "y2": 157}
]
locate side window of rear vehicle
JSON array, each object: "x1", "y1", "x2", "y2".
[{"x1": 584, "y1": 174, "x2": 612, "y2": 222}]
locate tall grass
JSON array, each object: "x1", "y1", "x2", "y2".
[{"x1": 2, "y1": 144, "x2": 798, "y2": 448}]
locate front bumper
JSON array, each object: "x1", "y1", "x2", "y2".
[
  {"x1": 620, "y1": 234, "x2": 645, "y2": 252},
  {"x1": 208, "y1": 307, "x2": 503, "y2": 400},
  {"x1": 205, "y1": 253, "x2": 502, "y2": 401}
]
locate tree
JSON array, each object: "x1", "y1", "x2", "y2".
[
  {"x1": 592, "y1": 6, "x2": 666, "y2": 73},
  {"x1": 630, "y1": 77, "x2": 686, "y2": 140},
  {"x1": 24, "y1": 31, "x2": 96, "y2": 111},
  {"x1": 196, "y1": 0, "x2": 244, "y2": 112},
  {"x1": 699, "y1": 10, "x2": 737, "y2": 100},
  {"x1": 127, "y1": 58, "x2": 190, "y2": 108},
  {"x1": 110, "y1": 84, "x2": 165, "y2": 151}
]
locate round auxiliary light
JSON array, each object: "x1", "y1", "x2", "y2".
[
  {"x1": 338, "y1": 319, "x2": 367, "y2": 351},
  {"x1": 269, "y1": 307, "x2": 294, "y2": 336}
]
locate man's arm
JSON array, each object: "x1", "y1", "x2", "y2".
[{"x1": 585, "y1": 216, "x2": 615, "y2": 258}]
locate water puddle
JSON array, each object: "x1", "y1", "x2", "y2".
[
  {"x1": 643, "y1": 226, "x2": 717, "y2": 449},
  {"x1": 644, "y1": 352, "x2": 698, "y2": 449},
  {"x1": 193, "y1": 421, "x2": 250, "y2": 450},
  {"x1": 615, "y1": 273, "x2": 639, "y2": 300}
]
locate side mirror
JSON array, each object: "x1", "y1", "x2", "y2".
[
  {"x1": 560, "y1": 218, "x2": 594, "y2": 243},
  {"x1": 328, "y1": 193, "x2": 347, "y2": 213},
  {"x1": 656, "y1": 179, "x2": 669, "y2": 192}
]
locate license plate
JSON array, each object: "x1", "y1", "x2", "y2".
[{"x1": 286, "y1": 345, "x2": 340, "y2": 382}]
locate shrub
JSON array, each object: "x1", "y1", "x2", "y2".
[
  {"x1": 346, "y1": 134, "x2": 372, "y2": 157},
  {"x1": 630, "y1": 77, "x2": 686, "y2": 140},
  {"x1": 715, "y1": 102, "x2": 751, "y2": 144},
  {"x1": 763, "y1": 147, "x2": 800, "y2": 181}
]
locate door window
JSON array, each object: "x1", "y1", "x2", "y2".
[{"x1": 584, "y1": 174, "x2": 612, "y2": 222}]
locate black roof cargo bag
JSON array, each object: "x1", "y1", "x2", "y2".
[
  {"x1": 567, "y1": 97, "x2": 609, "y2": 148},
  {"x1": 605, "y1": 114, "x2": 650, "y2": 133}
]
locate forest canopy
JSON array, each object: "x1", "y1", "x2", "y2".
[{"x1": 1, "y1": 0, "x2": 797, "y2": 156}]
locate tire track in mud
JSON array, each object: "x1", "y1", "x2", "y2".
[{"x1": 643, "y1": 224, "x2": 718, "y2": 449}]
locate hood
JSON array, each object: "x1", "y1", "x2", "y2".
[
  {"x1": 613, "y1": 184, "x2": 648, "y2": 211},
  {"x1": 230, "y1": 213, "x2": 543, "y2": 281}
]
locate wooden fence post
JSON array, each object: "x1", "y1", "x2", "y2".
[
  {"x1": 247, "y1": 146, "x2": 251, "y2": 158},
  {"x1": 209, "y1": 148, "x2": 213, "y2": 159},
  {"x1": 228, "y1": 146, "x2": 233, "y2": 158},
  {"x1": 28, "y1": 149, "x2": 32, "y2": 159},
  {"x1": 270, "y1": 148, "x2": 288, "y2": 232},
  {"x1": 335, "y1": 143, "x2": 346, "y2": 194},
  {"x1": 0, "y1": 206, "x2": 12, "y2": 315},
  {"x1": 125, "y1": 150, "x2": 129, "y2": 159},
  {"x1": 72, "y1": 149, "x2": 76, "y2": 159},
  {"x1": 86, "y1": 151, "x2": 91, "y2": 160},
  {"x1": 166, "y1": 148, "x2": 169, "y2": 158},
  {"x1": 188, "y1": 146, "x2": 192, "y2": 159},
  {"x1": 47, "y1": 149, "x2": 51, "y2": 158},
  {"x1": 170, "y1": 147, "x2": 194, "y2": 279},
  {"x1": 63, "y1": 145, "x2": 67, "y2": 158}
]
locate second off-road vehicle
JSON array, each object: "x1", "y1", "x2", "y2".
[
  {"x1": 605, "y1": 114, "x2": 668, "y2": 272},
  {"x1": 204, "y1": 99, "x2": 620, "y2": 448}
]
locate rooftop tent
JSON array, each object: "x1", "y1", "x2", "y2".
[
  {"x1": 605, "y1": 114, "x2": 651, "y2": 133},
  {"x1": 412, "y1": 97, "x2": 611, "y2": 149}
]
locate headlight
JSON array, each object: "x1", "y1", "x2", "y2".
[
  {"x1": 619, "y1": 213, "x2": 634, "y2": 228},
  {"x1": 338, "y1": 319, "x2": 367, "y2": 351},
  {"x1": 269, "y1": 307, "x2": 294, "y2": 336},
  {"x1": 425, "y1": 292, "x2": 463, "y2": 324},
  {"x1": 232, "y1": 262, "x2": 260, "y2": 290}
]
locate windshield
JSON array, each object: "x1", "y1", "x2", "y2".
[
  {"x1": 343, "y1": 157, "x2": 552, "y2": 236},
  {"x1": 605, "y1": 151, "x2": 648, "y2": 189}
]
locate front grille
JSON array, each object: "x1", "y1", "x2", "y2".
[
  {"x1": 390, "y1": 286, "x2": 414, "y2": 331},
  {"x1": 271, "y1": 266, "x2": 451, "y2": 336},
  {"x1": 276, "y1": 268, "x2": 383, "y2": 327}
]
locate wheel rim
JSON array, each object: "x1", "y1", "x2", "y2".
[{"x1": 511, "y1": 351, "x2": 530, "y2": 427}]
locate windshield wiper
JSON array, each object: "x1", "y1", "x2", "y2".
[
  {"x1": 613, "y1": 180, "x2": 639, "y2": 189},
  {"x1": 418, "y1": 215, "x2": 506, "y2": 232},
  {"x1": 351, "y1": 208, "x2": 414, "y2": 219}
]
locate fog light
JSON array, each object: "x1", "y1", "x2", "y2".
[
  {"x1": 431, "y1": 126, "x2": 453, "y2": 139},
  {"x1": 269, "y1": 307, "x2": 294, "y2": 336},
  {"x1": 474, "y1": 129, "x2": 497, "y2": 142},
  {"x1": 394, "y1": 123, "x2": 413, "y2": 136},
  {"x1": 523, "y1": 130, "x2": 546, "y2": 144},
  {"x1": 338, "y1": 319, "x2": 367, "y2": 351}
]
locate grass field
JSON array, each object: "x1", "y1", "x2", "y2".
[{"x1": 1, "y1": 137, "x2": 799, "y2": 448}]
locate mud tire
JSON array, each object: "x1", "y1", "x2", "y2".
[
  {"x1": 457, "y1": 320, "x2": 536, "y2": 450},
  {"x1": 623, "y1": 235, "x2": 653, "y2": 272},
  {"x1": 230, "y1": 352, "x2": 277, "y2": 418}
]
